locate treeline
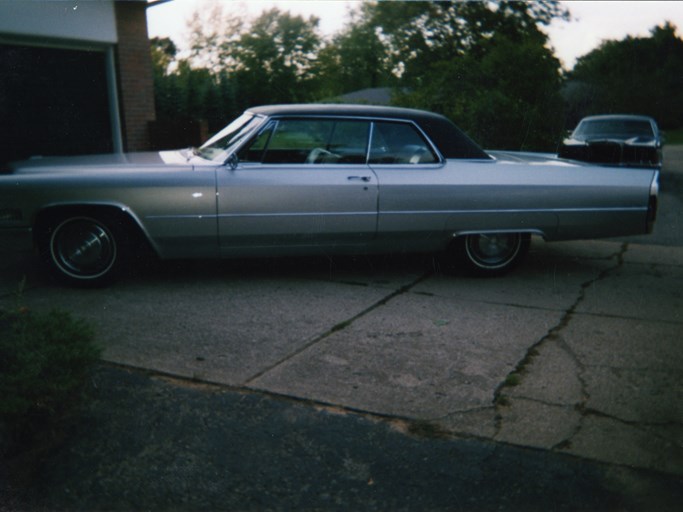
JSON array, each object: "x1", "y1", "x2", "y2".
[{"x1": 151, "y1": 1, "x2": 683, "y2": 152}]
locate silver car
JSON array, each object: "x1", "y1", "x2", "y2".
[{"x1": 0, "y1": 104, "x2": 659, "y2": 286}]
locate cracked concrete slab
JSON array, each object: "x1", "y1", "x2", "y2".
[
  {"x1": 575, "y1": 263, "x2": 683, "y2": 322},
  {"x1": 562, "y1": 414, "x2": 683, "y2": 475},
  {"x1": 622, "y1": 243, "x2": 683, "y2": 267},
  {"x1": 1, "y1": 237, "x2": 682, "y2": 479},
  {"x1": 249, "y1": 292, "x2": 564, "y2": 419},
  {"x1": 413, "y1": 249, "x2": 613, "y2": 311},
  {"x1": 495, "y1": 399, "x2": 580, "y2": 449},
  {"x1": 4, "y1": 274, "x2": 402, "y2": 385},
  {"x1": 504, "y1": 339, "x2": 584, "y2": 405},
  {"x1": 562, "y1": 315, "x2": 683, "y2": 372},
  {"x1": 437, "y1": 407, "x2": 499, "y2": 439},
  {"x1": 490, "y1": 266, "x2": 683, "y2": 475},
  {"x1": 583, "y1": 366, "x2": 682, "y2": 424}
]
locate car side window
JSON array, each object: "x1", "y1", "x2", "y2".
[
  {"x1": 238, "y1": 118, "x2": 370, "y2": 165},
  {"x1": 325, "y1": 120, "x2": 370, "y2": 164},
  {"x1": 239, "y1": 122, "x2": 275, "y2": 163},
  {"x1": 264, "y1": 119, "x2": 331, "y2": 164},
  {"x1": 369, "y1": 121, "x2": 438, "y2": 164}
]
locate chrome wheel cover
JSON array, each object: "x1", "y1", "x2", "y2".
[
  {"x1": 464, "y1": 233, "x2": 522, "y2": 270},
  {"x1": 50, "y1": 217, "x2": 117, "y2": 279}
]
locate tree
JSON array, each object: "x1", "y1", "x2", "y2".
[
  {"x1": 568, "y1": 22, "x2": 683, "y2": 129},
  {"x1": 185, "y1": 3, "x2": 242, "y2": 74},
  {"x1": 150, "y1": 37, "x2": 238, "y2": 132},
  {"x1": 367, "y1": 0, "x2": 568, "y2": 150},
  {"x1": 150, "y1": 36, "x2": 177, "y2": 76},
  {"x1": 396, "y1": 34, "x2": 564, "y2": 150},
  {"x1": 314, "y1": 6, "x2": 392, "y2": 99},
  {"x1": 366, "y1": 0, "x2": 567, "y2": 83},
  {"x1": 231, "y1": 8, "x2": 322, "y2": 106},
  {"x1": 151, "y1": 0, "x2": 571, "y2": 150}
]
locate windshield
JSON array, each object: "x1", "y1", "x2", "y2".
[
  {"x1": 574, "y1": 119, "x2": 654, "y2": 140},
  {"x1": 197, "y1": 113, "x2": 262, "y2": 162}
]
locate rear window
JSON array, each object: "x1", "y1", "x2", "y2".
[{"x1": 369, "y1": 121, "x2": 438, "y2": 164}]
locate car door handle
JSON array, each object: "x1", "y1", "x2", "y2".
[{"x1": 347, "y1": 176, "x2": 371, "y2": 182}]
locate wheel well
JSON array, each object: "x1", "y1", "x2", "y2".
[{"x1": 33, "y1": 205, "x2": 155, "y2": 255}]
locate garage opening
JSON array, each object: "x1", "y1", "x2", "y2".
[{"x1": 0, "y1": 43, "x2": 114, "y2": 164}]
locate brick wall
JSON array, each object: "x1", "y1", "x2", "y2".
[{"x1": 115, "y1": 0, "x2": 156, "y2": 152}]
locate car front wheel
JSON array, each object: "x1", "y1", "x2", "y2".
[
  {"x1": 40, "y1": 214, "x2": 127, "y2": 286},
  {"x1": 452, "y1": 233, "x2": 530, "y2": 276}
]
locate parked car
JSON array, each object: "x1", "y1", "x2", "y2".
[
  {"x1": 558, "y1": 114, "x2": 662, "y2": 168},
  {"x1": 0, "y1": 104, "x2": 659, "y2": 286}
]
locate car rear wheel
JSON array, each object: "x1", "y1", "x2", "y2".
[
  {"x1": 451, "y1": 233, "x2": 530, "y2": 277},
  {"x1": 40, "y1": 214, "x2": 128, "y2": 286}
]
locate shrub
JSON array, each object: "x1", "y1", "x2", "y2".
[{"x1": 0, "y1": 304, "x2": 101, "y2": 454}]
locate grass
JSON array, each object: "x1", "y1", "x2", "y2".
[
  {"x1": 664, "y1": 128, "x2": 683, "y2": 145},
  {"x1": 504, "y1": 373, "x2": 522, "y2": 387}
]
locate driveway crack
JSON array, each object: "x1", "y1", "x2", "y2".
[
  {"x1": 244, "y1": 271, "x2": 433, "y2": 385},
  {"x1": 494, "y1": 243, "x2": 629, "y2": 439}
]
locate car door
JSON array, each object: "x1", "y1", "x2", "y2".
[
  {"x1": 367, "y1": 120, "x2": 449, "y2": 251},
  {"x1": 216, "y1": 117, "x2": 378, "y2": 257},
  {"x1": 368, "y1": 120, "x2": 559, "y2": 245}
]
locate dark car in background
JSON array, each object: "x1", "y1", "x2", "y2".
[{"x1": 558, "y1": 115, "x2": 662, "y2": 168}]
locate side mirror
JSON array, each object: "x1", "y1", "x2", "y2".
[{"x1": 226, "y1": 153, "x2": 239, "y2": 170}]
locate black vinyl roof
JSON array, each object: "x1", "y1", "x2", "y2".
[{"x1": 247, "y1": 104, "x2": 490, "y2": 160}]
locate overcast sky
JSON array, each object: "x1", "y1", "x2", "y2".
[{"x1": 147, "y1": 0, "x2": 683, "y2": 70}]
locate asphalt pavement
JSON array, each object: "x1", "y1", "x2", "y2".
[{"x1": 1, "y1": 148, "x2": 682, "y2": 510}]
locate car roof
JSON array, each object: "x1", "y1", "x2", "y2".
[
  {"x1": 246, "y1": 104, "x2": 491, "y2": 160},
  {"x1": 248, "y1": 103, "x2": 442, "y2": 120},
  {"x1": 580, "y1": 114, "x2": 657, "y2": 124}
]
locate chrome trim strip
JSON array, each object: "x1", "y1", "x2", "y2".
[
  {"x1": 145, "y1": 214, "x2": 218, "y2": 219},
  {"x1": 145, "y1": 206, "x2": 648, "y2": 219},
  {"x1": 380, "y1": 206, "x2": 648, "y2": 215},
  {"x1": 147, "y1": 206, "x2": 647, "y2": 221},
  {"x1": 216, "y1": 212, "x2": 377, "y2": 219},
  {"x1": 146, "y1": 212, "x2": 376, "y2": 220}
]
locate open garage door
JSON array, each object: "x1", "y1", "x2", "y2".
[{"x1": 0, "y1": 43, "x2": 114, "y2": 164}]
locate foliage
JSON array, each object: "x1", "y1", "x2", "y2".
[
  {"x1": 151, "y1": 37, "x2": 239, "y2": 132},
  {"x1": 233, "y1": 8, "x2": 321, "y2": 105},
  {"x1": 663, "y1": 128, "x2": 683, "y2": 145},
  {"x1": 152, "y1": 6, "x2": 323, "y2": 131},
  {"x1": 314, "y1": 5, "x2": 393, "y2": 99},
  {"x1": 370, "y1": 0, "x2": 568, "y2": 150},
  {"x1": 567, "y1": 22, "x2": 683, "y2": 129},
  {"x1": 149, "y1": 0, "x2": 681, "y2": 152},
  {"x1": 365, "y1": 0, "x2": 567, "y2": 82},
  {"x1": 0, "y1": 295, "x2": 101, "y2": 452}
]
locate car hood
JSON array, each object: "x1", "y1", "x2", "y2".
[
  {"x1": 565, "y1": 136, "x2": 658, "y2": 147},
  {"x1": 3, "y1": 150, "x2": 192, "y2": 174}
]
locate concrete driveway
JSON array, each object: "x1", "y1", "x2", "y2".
[{"x1": 1, "y1": 148, "x2": 681, "y2": 481}]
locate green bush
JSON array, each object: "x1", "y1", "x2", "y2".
[
  {"x1": 664, "y1": 128, "x2": 683, "y2": 145},
  {"x1": 0, "y1": 304, "x2": 101, "y2": 452}
]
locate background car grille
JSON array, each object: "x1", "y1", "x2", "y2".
[
  {"x1": 622, "y1": 145, "x2": 659, "y2": 165},
  {"x1": 587, "y1": 142, "x2": 622, "y2": 164}
]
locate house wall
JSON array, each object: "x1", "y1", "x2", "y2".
[
  {"x1": 115, "y1": 0, "x2": 156, "y2": 152},
  {"x1": 0, "y1": 0, "x2": 117, "y2": 44},
  {"x1": 0, "y1": 0, "x2": 156, "y2": 156}
]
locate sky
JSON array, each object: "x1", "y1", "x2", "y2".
[{"x1": 146, "y1": 0, "x2": 683, "y2": 70}]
